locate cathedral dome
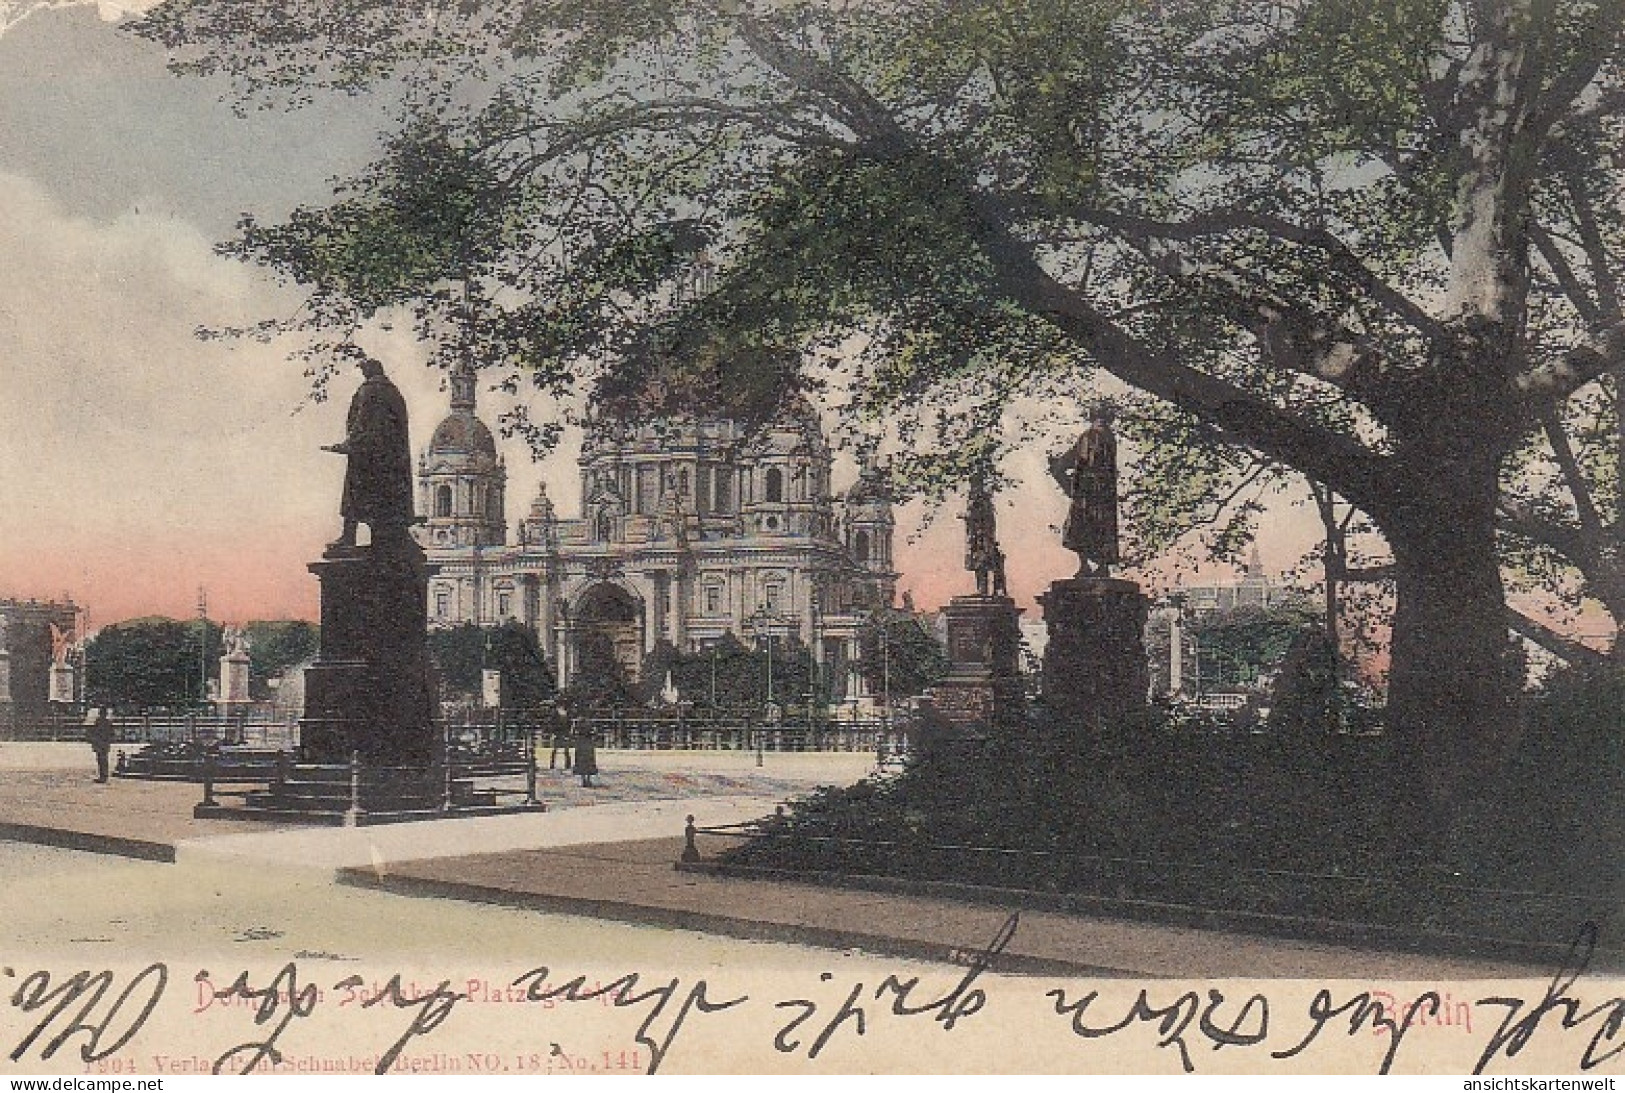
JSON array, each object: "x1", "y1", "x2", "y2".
[{"x1": 428, "y1": 411, "x2": 498, "y2": 459}]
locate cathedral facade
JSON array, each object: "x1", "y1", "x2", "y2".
[{"x1": 416, "y1": 365, "x2": 897, "y2": 700}]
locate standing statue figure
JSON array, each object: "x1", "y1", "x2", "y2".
[
  {"x1": 48, "y1": 622, "x2": 73, "y2": 666},
  {"x1": 962, "y1": 469, "x2": 1008, "y2": 597},
  {"x1": 655, "y1": 469, "x2": 691, "y2": 545},
  {"x1": 1049, "y1": 402, "x2": 1121, "y2": 577},
  {"x1": 323, "y1": 357, "x2": 415, "y2": 548}
]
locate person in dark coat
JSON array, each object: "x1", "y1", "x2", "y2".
[
  {"x1": 85, "y1": 708, "x2": 114, "y2": 784},
  {"x1": 548, "y1": 702, "x2": 572, "y2": 770},
  {"x1": 573, "y1": 725, "x2": 598, "y2": 788},
  {"x1": 323, "y1": 357, "x2": 416, "y2": 548}
]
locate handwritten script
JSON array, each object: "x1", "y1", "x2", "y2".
[{"x1": 5, "y1": 917, "x2": 1623, "y2": 1074}]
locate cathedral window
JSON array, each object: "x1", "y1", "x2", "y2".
[
  {"x1": 637, "y1": 466, "x2": 657, "y2": 514},
  {"x1": 435, "y1": 588, "x2": 451, "y2": 618},
  {"x1": 714, "y1": 468, "x2": 731, "y2": 511},
  {"x1": 703, "y1": 583, "x2": 722, "y2": 615},
  {"x1": 487, "y1": 490, "x2": 501, "y2": 521},
  {"x1": 854, "y1": 530, "x2": 870, "y2": 563},
  {"x1": 764, "y1": 582, "x2": 783, "y2": 612},
  {"x1": 435, "y1": 485, "x2": 453, "y2": 518},
  {"x1": 596, "y1": 512, "x2": 614, "y2": 542},
  {"x1": 498, "y1": 591, "x2": 512, "y2": 617},
  {"x1": 765, "y1": 467, "x2": 784, "y2": 503}
]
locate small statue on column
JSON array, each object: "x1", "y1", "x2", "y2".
[
  {"x1": 1049, "y1": 401, "x2": 1121, "y2": 578},
  {"x1": 962, "y1": 468, "x2": 1007, "y2": 598}
]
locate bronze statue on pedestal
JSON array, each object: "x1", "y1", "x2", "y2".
[
  {"x1": 1049, "y1": 402, "x2": 1121, "y2": 578},
  {"x1": 962, "y1": 468, "x2": 1007, "y2": 597}
]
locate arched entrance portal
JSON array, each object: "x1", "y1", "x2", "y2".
[{"x1": 574, "y1": 583, "x2": 644, "y2": 685}]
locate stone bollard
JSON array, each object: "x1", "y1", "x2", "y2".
[
  {"x1": 200, "y1": 747, "x2": 218, "y2": 808},
  {"x1": 524, "y1": 725, "x2": 540, "y2": 807},
  {"x1": 344, "y1": 750, "x2": 362, "y2": 828}
]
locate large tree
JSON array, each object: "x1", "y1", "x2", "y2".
[
  {"x1": 135, "y1": 0, "x2": 1625, "y2": 816},
  {"x1": 84, "y1": 616, "x2": 223, "y2": 711},
  {"x1": 428, "y1": 621, "x2": 555, "y2": 707}
]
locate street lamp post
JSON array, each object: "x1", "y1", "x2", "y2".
[
  {"x1": 750, "y1": 607, "x2": 786, "y2": 768},
  {"x1": 881, "y1": 615, "x2": 892, "y2": 732},
  {"x1": 196, "y1": 588, "x2": 209, "y2": 713}
]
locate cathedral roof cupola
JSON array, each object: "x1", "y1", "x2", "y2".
[
  {"x1": 845, "y1": 447, "x2": 894, "y2": 506},
  {"x1": 428, "y1": 361, "x2": 500, "y2": 464},
  {"x1": 418, "y1": 360, "x2": 507, "y2": 549}
]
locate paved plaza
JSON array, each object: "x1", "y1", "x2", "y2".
[{"x1": 0, "y1": 740, "x2": 1568, "y2": 982}]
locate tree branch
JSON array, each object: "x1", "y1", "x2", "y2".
[
  {"x1": 1526, "y1": 0, "x2": 1625, "y2": 141},
  {"x1": 1498, "y1": 491, "x2": 1604, "y2": 572},
  {"x1": 1566, "y1": 171, "x2": 1622, "y2": 320},
  {"x1": 1542, "y1": 413, "x2": 1607, "y2": 540},
  {"x1": 1529, "y1": 218, "x2": 1601, "y2": 325},
  {"x1": 1515, "y1": 318, "x2": 1625, "y2": 413},
  {"x1": 1072, "y1": 206, "x2": 1441, "y2": 337},
  {"x1": 1507, "y1": 604, "x2": 1609, "y2": 668}
]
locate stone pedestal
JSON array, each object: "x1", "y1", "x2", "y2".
[
  {"x1": 1039, "y1": 577, "x2": 1149, "y2": 730},
  {"x1": 219, "y1": 649, "x2": 251, "y2": 707},
  {"x1": 48, "y1": 662, "x2": 75, "y2": 705},
  {"x1": 299, "y1": 537, "x2": 436, "y2": 766},
  {"x1": 921, "y1": 594, "x2": 1024, "y2": 736}
]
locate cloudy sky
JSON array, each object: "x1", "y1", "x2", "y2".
[{"x1": 0, "y1": 3, "x2": 1321, "y2": 629}]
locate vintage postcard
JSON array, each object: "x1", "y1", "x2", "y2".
[{"x1": 2, "y1": 0, "x2": 1623, "y2": 1079}]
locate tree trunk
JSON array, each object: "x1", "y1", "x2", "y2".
[{"x1": 1383, "y1": 452, "x2": 1520, "y2": 821}]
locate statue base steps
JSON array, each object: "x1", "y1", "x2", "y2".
[{"x1": 193, "y1": 761, "x2": 544, "y2": 826}]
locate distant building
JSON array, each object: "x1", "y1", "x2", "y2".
[
  {"x1": 1151, "y1": 547, "x2": 1308, "y2": 706},
  {"x1": 1176, "y1": 544, "x2": 1284, "y2": 615},
  {"x1": 0, "y1": 598, "x2": 81, "y2": 733},
  {"x1": 416, "y1": 363, "x2": 897, "y2": 703}
]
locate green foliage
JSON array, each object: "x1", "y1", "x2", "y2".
[
  {"x1": 562, "y1": 630, "x2": 635, "y2": 709},
  {"x1": 723, "y1": 690, "x2": 1625, "y2": 941},
  {"x1": 428, "y1": 621, "x2": 555, "y2": 707},
  {"x1": 1267, "y1": 624, "x2": 1343, "y2": 733},
  {"x1": 241, "y1": 620, "x2": 320, "y2": 700},
  {"x1": 85, "y1": 617, "x2": 223, "y2": 711},
  {"x1": 640, "y1": 633, "x2": 828, "y2": 710},
  {"x1": 857, "y1": 610, "x2": 948, "y2": 702},
  {"x1": 1192, "y1": 603, "x2": 1318, "y2": 691}
]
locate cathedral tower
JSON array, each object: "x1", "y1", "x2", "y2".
[
  {"x1": 842, "y1": 451, "x2": 896, "y2": 608},
  {"x1": 419, "y1": 362, "x2": 507, "y2": 548}
]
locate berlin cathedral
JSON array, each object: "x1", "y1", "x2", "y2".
[{"x1": 416, "y1": 362, "x2": 898, "y2": 701}]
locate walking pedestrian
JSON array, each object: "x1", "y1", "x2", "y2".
[
  {"x1": 573, "y1": 724, "x2": 598, "y2": 788},
  {"x1": 85, "y1": 707, "x2": 114, "y2": 784}
]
